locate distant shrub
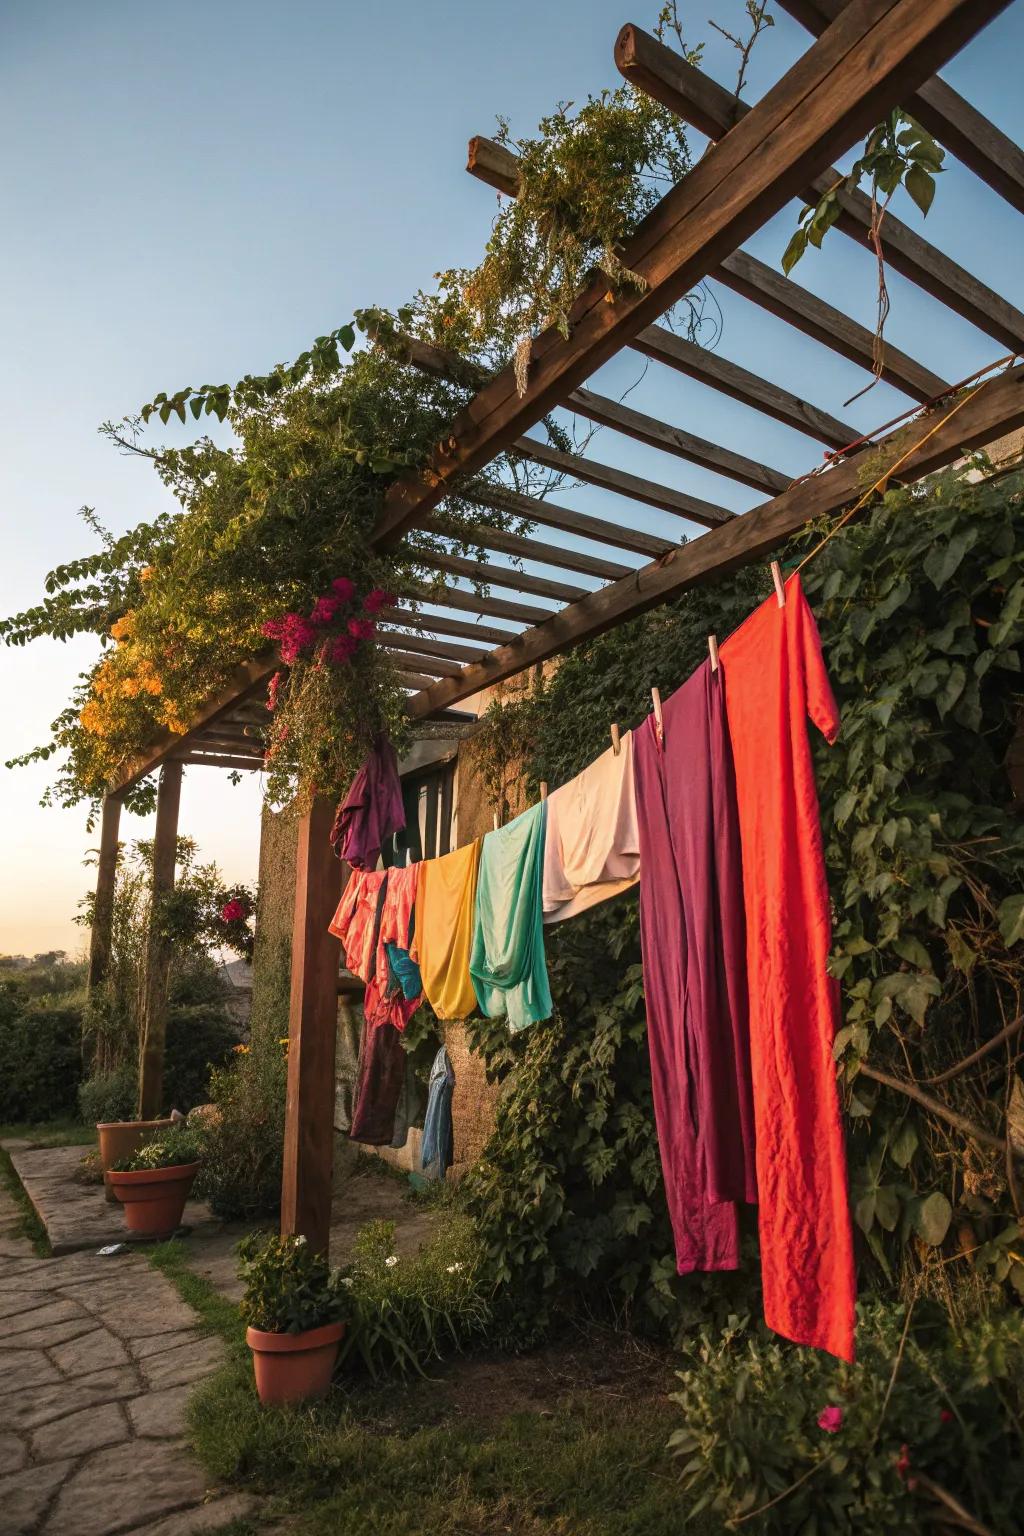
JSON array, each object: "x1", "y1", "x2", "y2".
[
  {"x1": 164, "y1": 1003, "x2": 239, "y2": 1112},
  {"x1": 196, "y1": 1043, "x2": 287, "y2": 1220},
  {"x1": 0, "y1": 988, "x2": 82, "y2": 1121},
  {"x1": 78, "y1": 1063, "x2": 136, "y2": 1125}
]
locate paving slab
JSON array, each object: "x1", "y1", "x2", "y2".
[
  {"x1": 0, "y1": 1457, "x2": 76, "y2": 1533},
  {"x1": 125, "y1": 1383, "x2": 192, "y2": 1440},
  {"x1": 120, "y1": 1493, "x2": 257, "y2": 1536},
  {"x1": 140, "y1": 1337, "x2": 223, "y2": 1391},
  {"x1": 41, "y1": 1438, "x2": 212, "y2": 1536},
  {"x1": 30, "y1": 1400, "x2": 129, "y2": 1463}
]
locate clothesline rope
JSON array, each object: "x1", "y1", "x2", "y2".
[{"x1": 794, "y1": 351, "x2": 1020, "y2": 575}]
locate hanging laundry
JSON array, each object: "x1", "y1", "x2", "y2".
[
  {"x1": 390, "y1": 1054, "x2": 422, "y2": 1152},
  {"x1": 329, "y1": 868, "x2": 387, "y2": 982},
  {"x1": 471, "y1": 802, "x2": 552, "y2": 1031},
  {"x1": 349, "y1": 1014, "x2": 407, "y2": 1145},
  {"x1": 364, "y1": 864, "x2": 423, "y2": 1032},
  {"x1": 633, "y1": 662, "x2": 753, "y2": 1275},
  {"x1": 720, "y1": 571, "x2": 855, "y2": 1363},
  {"x1": 412, "y1": 839, "x2": 482, "y2": 1020},
  {"x1": 542, "y1": 733, "x2": 640, "y2": 924},
  {"x1": 420, "y1": 1045, "x2": 456, "y2": 1179},
  {"x1": 331, "y1": 734, "x2": 405, "y2": 869}
]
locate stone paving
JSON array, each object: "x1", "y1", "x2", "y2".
[{"x1": 0, "y1": 1180, "x2": 254, "y2": 1536}]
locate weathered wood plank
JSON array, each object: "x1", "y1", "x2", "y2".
[
  {"x1": 138, "y1": 762, "x2": 183, "y2": 1120},
  {"x1": 384, "y1": 647, "x2": 464, "y2": 678},
  {"x1": 513, "y1": 436, "x2": 735, "y2": 526},
  {"x1": 625, "y1": 34, "x2": 1024, "y2": 349},
  {"x1": 376, "y1": 629, "x2": 491, "y2": 665},
  {"x1": 425, "y1": 515, "x2": 631, "y2": 581},
  {"x1": 470, "y1": 484, "x2": 675, "y2": 558},
  {"x1": 412, "y1": 584, "x2": 555, "y2": 625},
  {"x1": 777, "y1": 0, "x2": 1024, "y2": 213},
  {"x1": 418, "y1": 549, "x2": 588, "y2": 604},
  {"x1": 387, "y1": 609, "x2": 520, "y2": 646},
  {"x1": 177, "y1": 752, "x2": 264, "y2": 771},
  {"x1": 404, "y1": 360, "x2": 1024, "y2": 716},
  {"x1": 382, "y1": 0, "x2": 998, "y2": 546},
  {"x1": 87, "y1": 794, "x2": 122, "y2": 994},
  {"x1": 281, "y1": 797, "x2": 345, "y2": 1254}
]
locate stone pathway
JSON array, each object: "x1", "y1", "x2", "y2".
[{"x1": 0, "y1": 1182, "x2": 254, "y2": 1536}]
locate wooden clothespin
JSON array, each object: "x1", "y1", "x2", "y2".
[
  {"x1": 492, "y1": 810, "x2": 499, "y2": 831},
  {"x1": 651, "y1": 686, "x2": 664, "y2": 745},
  {"x1": 770, "y1": 560, "x2": 786, "y2": 608},
  {"x1": 539, "y1": 781, "x2": 548, "y2": 801},
  {"x1": 610, "y1": 723, "x2": 621, "y2": 756},
  {"x1": 708, "y1": 634, "x2": 719, "y2": 672}
]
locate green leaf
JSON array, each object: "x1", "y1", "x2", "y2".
[
  {"x1": 998, "y1": 894, "x2": 1024, "y2": 947},
  {"x1": 781, "y1": 227, "x2": 808, "y2": 276},
  {"x1": 890, "y1": 1120, "x2": 918, "y2": 1169},
  {"x1": 874, "y1": 1184, "x2": 900, "y2": 1232},
  {"x1": 905, "y1": 162, "x2": 936, "y2": 215},
  {"x1": 923, "y1": 532, "x2": 969, "y2": 589},
  {"x1": 915, "y1": 1191, "x2": 952, "y2": 1246}
]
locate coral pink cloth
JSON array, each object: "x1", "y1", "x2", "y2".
[
  {"x1": 720, "y1": 572, "x2": 855, "y2": 1362},
  {"x1": 328, "y1": 868, "x2": 386, "y2": 983},
  {"x1": 366, "y1": 864, "x2": 423, "y2": 1033}
]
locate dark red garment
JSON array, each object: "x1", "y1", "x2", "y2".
[
  {"x1": 720, "y1": 573, "x2": 855, "y2": 1362},
  {"x1": 632, "y1": 660, "x2": 755, "y2": 1274},
  {"x1": 331, "y1": 735, "x2": 405, "y2": 869},
  {"x1": 349, "y1": 1015, "x2": 406, "y2": 1145}
]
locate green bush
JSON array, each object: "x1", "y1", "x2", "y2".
[
  {"x1": 164, "y1": 1002, "x2": 239, "y2": 1112},
  {"x1": 196, "y1": 1043, "x2": 287, "y2": 1220},
  {"x1": 0, "y1": 988, "x2": 83, "y2": 1121},
  {"x1": 343, "y1": 1214, "x2": 491, "y2": 1378},
  {"x1": 113, "y1": 1123, "x2": 203, "y2": 1171},
  {"x1": 670, "y1": 1301, "x2": 1024, "y2": 1533},
  {"x1": 238, "y1": 1231, "x2": 350, "y2": 1334},
  {"x1": 78, "y1": 1063, "x2": 136, "y2": 1125}
]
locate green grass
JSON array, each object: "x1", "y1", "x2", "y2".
[
  {"x1": 0, "y1": 1143, "x2": 51, "y2": 1255},
  {"x1": 0, "y1": 1119, "x2": 94, "y2": 1147},
  {"x1": 147, "y1": 1239, "x2": 248, "y2": 1356}
]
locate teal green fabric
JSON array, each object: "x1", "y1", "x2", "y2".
[{"x1": 470, "y1": 801, "x2": 552, "y2": 1031}]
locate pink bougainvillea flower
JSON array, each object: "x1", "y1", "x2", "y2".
[
  {"x1": 260, "y1": 617, "x2": 286, "y2": 640},
  {"x1": 310, "y1": 594, "x2": 342, "y2": 626},
  {"x1": 328, "y1": 633, "x2": 359, "y2": 665},
  {"x1": 347, "y1": 617, "x2": 376, "y2": 641},
  {"x1": 363, "y1": 588, "x2": 397, "y2": 615},
  {"x1": 331, "y1": 576, "x2": 356, "y2": 602},
  {"x1": 220, "y1": 899, "x2": 247, "y2": 922},
  {"x1": 939, "y1": 1409, "x2": 954, "y2": 1425},
  {"x1": 266, "y1": 671, "x2": 283, "y2": 711},
  {"x1": 816, "y1": 1406, "x2": 843, "y2": 1434},
  {"x1": 895, "y1": 1444, "x2": 911, "y2": 1481},
  {"x1": 278, "y1": 613, "x2": 318, "y2": 663}
]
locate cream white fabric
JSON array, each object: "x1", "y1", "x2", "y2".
[{"x1": 542, "y1": 732, "x2": 640, "y2": 924}]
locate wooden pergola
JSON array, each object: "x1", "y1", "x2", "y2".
[{"x1": 88, "y1": 0, "x2": 1024, "y2": 1252}]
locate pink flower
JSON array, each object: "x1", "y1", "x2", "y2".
[
  {"x1": 331, "y1": 577, "x2": 355, "y2": 602},
  {"x1": 363, "y1": 588, "x2": 397, "y2": 615},
  {"x1": 328, "y1": 634, "x2": 359, "y2": 665},
  {"x1": 266, "y1": 672, "x2": 283, "y2": 712},
  {"x1": 220, "y1": 899, "x2": 246, "y2": 923},
  {"x1": 260, "y1": 617, "x2": 285, "y2": 640},
  {"x1": 347, "y1": 617, "x2": 376, "y2": 642},
  {"x1": 939, "y1": 1409, "x2": 954, "y2": 1425},
  {"x1": 896, "y1": 1444, "x2": 911, "y2": 1481},
  {"x1": 816, "y1": 1406, "x2": 843, "y2": 1434},
  {"x1": 310, "y1": 594, "x2": 342, "y2": 626},
  {"x1": 278, "y1": 613, "x2": 318, "y2": 663}
]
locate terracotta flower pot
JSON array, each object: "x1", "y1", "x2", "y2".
[
  {"x1": 107, "y1": 1162, "x2": 200, "y2": 1239},
  {"x1": 97, "y1": 1119, "x2": 174, "y2": 1204},
  {"x1": 246, "y1": 1320, "x2": 346, "y2": 1406}
]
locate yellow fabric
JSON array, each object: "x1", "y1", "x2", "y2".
[{"x1": 413, "y1": 838, "x2": 482, "y2": 1020}]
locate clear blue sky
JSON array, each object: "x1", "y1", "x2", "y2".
[{"x1": 2, "y1": 1, "x2": 1022, "y2": 956}]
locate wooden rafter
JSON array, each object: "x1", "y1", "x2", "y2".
[
  {"x1": 777, "y1": 0, "x2": 1024, "y2": 214},
  {"x1": 620, "y1": 31, "x2": 1024, "y2": 350},
  {"x1": 405, "y1": 360, "x2": 1024, "y2": 716},
  {"x1": 376, "y1": 629, "x2": 491, "y2": 665},
  {"x1": 512, "y1": 436, "x2": 735, "y2": 526},
  {"x1": 417, "y1": 550, "x2": 589, "y2": 604},
  {"x1": 425, "y1": 516, "x2": 632, "y2": 581},
  {"x1": 467, "y1": 132, "x2": 948, "y2": 403},
  {"x1": 387, "y1": 609, "x2": 520, "y2": 646},
  {"x1": 471, "y1": 484, "x2": 675, "y2": 558}
]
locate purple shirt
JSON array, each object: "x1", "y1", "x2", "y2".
[
  {"x1": 331, "y1": 735, "x2": 405, "y2": 869},
  {"x1": 633, "y1": 660, "x2": 756, "y2": 1274}
]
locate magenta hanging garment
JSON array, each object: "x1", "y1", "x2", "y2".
[
  {"x1": 331, "y1": 735, "x2": 405, "y2": 869},
  {"x1": 632, "y1": 659, "x2": 756, "y2": 1273}
]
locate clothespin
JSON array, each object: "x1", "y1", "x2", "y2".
[
  {"x1": 770, "y1": 560, "x2": 786, "y2": 608},
  {"x1": 708, "y1": 634, "x2": 719, "y2": 672},
  {"x1": 610, "y1": 723, "x2": 621, "y2": 756},
  {"x1": 651, "y1": 686, "x2": 664, "y2": 745},
  {"x1": 539, "y1": 782, "x2": 548, "y2": 801},
  {"x1": 492, "y1": 810, "x2": 499, "y2": 831}
]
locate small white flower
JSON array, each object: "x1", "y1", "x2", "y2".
[
  {"x1": 340, "y1": 1276, "x2": 354, "y2": 1288},
  {"x1": 293, "y1": 1234, "x2": 307, "y2": 1247},
  {"x1": 445, "y1": 1262, "x2": 464, "y2": 1273},
  {"x1": 385, "y1": 1255, "x2": 399, "y2": 1268}
]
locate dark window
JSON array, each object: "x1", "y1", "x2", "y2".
[{"x1": 382, "y1": 760, "x2": 456, "y2": 867}]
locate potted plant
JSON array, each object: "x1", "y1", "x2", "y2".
[
  {"x1": 96, "y1": 1115, "x2": 176, "y2": 1202},
  {"x1": 107, "y1": 1124, "x2": 202, "y2": 1239},
  {"x1": 238, "y1": 1231, "x2": 350, "y2": 1406}
]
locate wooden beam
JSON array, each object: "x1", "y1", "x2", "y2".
[
  {"x1": 425, "y1": 516, "x2": 632, "y2": 581},
  {"x1": 87, "y1": 794, "x2": 121, "y2": 994},
  {"x1": 107, "y1": 653, "x2": 277, "y2": 796},
  {"x1": 177, "y1": 753, "x2": 264, "y2": 772},
  {"x1": 376, "y1": 630, "x2": 490, "y2": 665},
  {"x1": 632, "y1": 325, "x2": 858, "y2": 448},
  {"x1": 281, "y1": 798, "x2": 344, "y2": 1254},
  {"x1": 567, "y1": 387, "x2": 790, "y2": 493},
  {"x1": 513, "y1": 436, "x2": 735, "y2": 526},
  {"x1": 625, "y1": 35, "x2": 1024, "y2": 349},
  {"x1": 387, "y1": 609, "x2": 519, "y2": 646},
  {"x1": 398, "y1": 670, "x2": 443, "y2": 692},
  {"x1": 411, "y1": 583, "x2": 555, "y2": 625},
  {"x1": 467, "y1": 134, "x2": 521, "y2": 194},
  {"x1": 418, "y1": 549, "x2": 587, "y2": 604},
  {"x1": 382, "y1": 0, "x2": 998, "y2": 548},
  {"x1": 385, "y1": 648, "x2": 463, "y2": 678},
  {"x1": 776, "y1": 0, "x2": 1024, "y2": 214},
  {"x1": 470, "y1": 484, "x2": 675, "y2": 558},
  {"x1": 404, "y1": 359, "x2": 1024, "y2": 716},
  {"x1": 138, "y1": 761, "x2": 182, "y2": 1120},
  {"x1": 465, "y1": 132, "x2": 948, "y2": 406}
]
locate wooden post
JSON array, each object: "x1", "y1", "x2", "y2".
[
  {"x1": 137, "y1": 761, "x2": 183, "y2": 1120},
  {"x1": 87, "y1": 793, "x2": 122, "y2": 993},
  {"x1": 280, "y1": 796, "x2": 344, "y2": 1254}
]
